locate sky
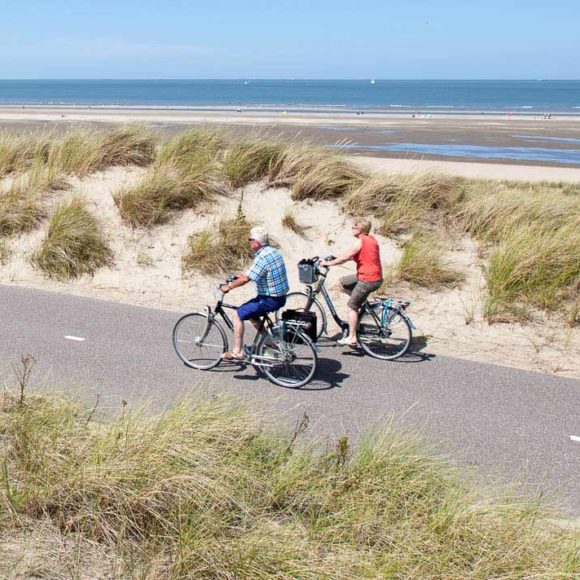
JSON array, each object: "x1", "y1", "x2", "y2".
[{"x1": 0, "y1": 0, "x2": 579, "y2": 79}]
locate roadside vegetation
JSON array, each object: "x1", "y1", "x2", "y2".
[
  {"x1": 0, "y1": 388, "x2": 577, "y2": 578},
  {"x1": 31, "y1": 197, "x2": 113, "y2": 279}
]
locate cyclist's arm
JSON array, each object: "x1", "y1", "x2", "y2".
[
  {"x1": 321, "y1": 240, "x2": 362, "y2": 267},
  {"x1": 221, "y1": 274, "x2": 250, "y2": 293}
]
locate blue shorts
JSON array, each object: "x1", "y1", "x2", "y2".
[{"x1": 237, "y1": 295, "x2": 287, "y2": 321}]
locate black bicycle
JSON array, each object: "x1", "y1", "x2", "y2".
[
  {"x1": 279, "y1": 256, "x2": 415, "y2": 360},
  {"x1": 173, "y1": 276, "x2": 318, "y2": 388}
]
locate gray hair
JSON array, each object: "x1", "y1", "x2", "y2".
[{"x1": 250, "y1": 226, "x2": 269, "y2": 245}]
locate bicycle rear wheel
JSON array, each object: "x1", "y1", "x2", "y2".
[
  {"x1": 277, "y1": 291, "x2": 327, "y2": 339},
  {"x1": 257, "y1": 327, "x2": 318, "y2": 388},
  {"x1": 358, "y1": 303, "x2": 412, "y2": 360},
  {"x1": 173, "y1": 312, "x2": 227, "y2": 370}
]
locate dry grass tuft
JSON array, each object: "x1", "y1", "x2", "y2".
[
  {"x1": 157, "y1": 129, "x2": 224, "y2": 173},
  {"x1": 0, "y1": 126, "x2": 155, "y2": 178},
  {"x1": 484, "y1": 220, "x2": 580, "y2": 322},
  {"x1": 0, "y1": 238, "x2": 10, "y2": 264},
  {"x1": 289, "y1": 151, "x2": 365, "y2": 201},
  {"x1": 345, "y1": 172, "x2": 464, "y2": 236},
  {"x1": 222, "y1": 139, "x2": 284, "y2": 189},
  {"x1": 114, "y1": 166, "x2": 225, "y2": 228},
  {"x1": 182, "y1": 215, "x2": 254, "y2": 276},
  {"x1": 0, "y1": 391, "x2": 577, "y2": 577},
  {"x1": 31, "y1": 197, "x2": 113, "y2": 279},
  {"x1": 395, "y1": 234, "x2": 464, "y2": 289},
  {"x1": 0, "y1": 166, "x2": 66, "y2": 238},
  {"x1": 281, "y1": 208, "x2": 309, "y2": 238},
  {"x1": 47, "y1": 126, "x2": 156, "y2": 176}
]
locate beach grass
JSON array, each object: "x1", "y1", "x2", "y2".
[
  {"x1": 395, "y1": 234, "x2": 464, "y2": 289},
  {"x1": 344, "y1": 172, "x2": 464, "y2": 236},
  {"x1": 31, "y1": 197, "x2": 113, "y2": 279},
  {"x1": 0, "y1": 390, "x2": 577, "y2": 578},
  {"x1": 222, "y1": 139, "x2": 285, "y2": 189},
  {"x1": 0, "y1": 127, "x2": 156, "y2": 178},
  {"x1": 182, "y1": 215, "x2": 254, "y2": 276},
  {"x1": 114, "y1": 166, "x2": 225, "y2": 228},
  {"x1": 281, "y1": 208, "x2": 309, "y2": 238},
  {"x1": 0, "y1": 166, "x2": 67, "y2": 237},
  {"x1": 157, "y1": 128, "x2": 224, "y2": 173},
  {"x1": 290, "y1": 153, "x2": 364, "y2": 201}
]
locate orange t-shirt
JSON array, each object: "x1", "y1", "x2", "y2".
[{"x1": 354, "y1": 235, "x2": 382, "y2": 283}]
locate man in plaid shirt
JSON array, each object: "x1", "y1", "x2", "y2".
[{"x1": 220, "y1": 226, "x2": 289, "y2": 360}]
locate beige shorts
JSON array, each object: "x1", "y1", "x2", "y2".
[{"x1": 340, "y1": 274, "x2": 383, "y2": 310}]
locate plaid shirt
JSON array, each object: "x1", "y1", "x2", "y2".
[{"x1": 246, "y1": 245, "x2": 289, "y2": 297}]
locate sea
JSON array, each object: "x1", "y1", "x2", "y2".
[{"x1": 0, "y1": 79, "x2": 579, "y2": 114}]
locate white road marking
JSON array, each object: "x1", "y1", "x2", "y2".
[
  {"x1": 570, "y1": 436, "x2": 580, "y2": 443},
  {"x1": 65, "y1": 335, "x2": 86, "y2": 342}
]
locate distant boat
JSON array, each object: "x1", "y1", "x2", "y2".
[{"x1": 370, "y1": 79, "x2": 376, "y2": 84}]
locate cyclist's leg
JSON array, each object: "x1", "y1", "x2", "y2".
[
  {"x1": 225, "y1": 296, "x2": 261, "y2": 359},
  {"x1": 338, "y1": 274, "x2": 357, "y2": 296},
  {"x1": 340, "y1": 279, "x2": 382, "y2": 345}
]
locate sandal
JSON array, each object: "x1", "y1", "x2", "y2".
[
  {"x1": 222, "y1": 351, "x2": 246, "y2": 361},
  {"x1": 337, "y1": 336, "x2": 359, "y2": 347}
]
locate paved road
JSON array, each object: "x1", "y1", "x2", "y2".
[{"x1": 2, "y1": 284, "x2": 579, "y2": 513}]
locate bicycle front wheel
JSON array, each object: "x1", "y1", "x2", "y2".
[
  {"x1": 358, "y1": 303, "x2": 412, "y2": 360},
  {"x1": 257, "y1": 328, "x2": 318, "y2": 388},
  {"x1": 278, "y1": 291, "x2": 327, "y2": 339},
  {"x1": 173, "y1": 312, "x2": 227, "y2": 370}
]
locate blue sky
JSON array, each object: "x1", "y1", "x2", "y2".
[{"x1": 1, "y1": 0, "x2": 578, "y2": 79}]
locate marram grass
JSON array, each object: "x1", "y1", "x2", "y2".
[
  {"x1": 0, "y1": 391, "x2": 577, "y2": 578},
  {"x1": 31, "y1": 197, "x2": 113, "y2": 279},
  {"x1": 182, "y1": 215, "x2": 254, "y2": 276},
  {"x1": 395, "y1": 234, "x2": 464, "y2": 289},
  {"x1": 114, "y1": 166, "x2": 225, "y2": 228}
]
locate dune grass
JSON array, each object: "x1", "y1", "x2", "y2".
[
  {"x1": 344, "y1": 172, "x2": 465, "y2": 236},
  {"x1": 182, "y1": 215, "x2": 254, "y2": 276},
  {"x1": 281, "y1": 208, "x2": 309, "y2": 238},
  {"x1": 395, "y1": 234, "x2": 464, "y2": 289},
  {"x1": 114, "y1": 166, "x2": 224, "y2": 228},
  {"x1": 221, "y1": 139, "x2": 285, "y2": 189},
  {"x1": 0, "y1": 127, "x2": 156, "y2": 178},
  {"x1": 157, "y1": 129, "x2": 224, "y2": 172},
  {"x1": 0, "y1": 390, "x2": 577, "y2": 578},
  {"x1": 0, "y1": 166, "x2": 67, "y2": 238},
  {"x1": 31, "y1": 197, "x2": 113, "y2": 279}
]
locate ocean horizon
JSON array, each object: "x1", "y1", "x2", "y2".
[{"x1": 0, "y1": 79, "x2": 579, "y2": 114}]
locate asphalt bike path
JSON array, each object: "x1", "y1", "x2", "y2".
[{"x1": 1, "y1": 284, "x2": 579, "y2": 513}]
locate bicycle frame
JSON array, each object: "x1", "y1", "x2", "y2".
[
  {"x1": 301, "y1": 266, "x2": 415, "y2": 333},
  {"x1": 202, "y1": 295, "x2": 281, "y2": 364}
]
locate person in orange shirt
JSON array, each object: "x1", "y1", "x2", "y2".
[{"x1": 320, "y1": 219, "x2": 383, "y2": 346}]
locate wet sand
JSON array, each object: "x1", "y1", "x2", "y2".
[{"x1": 1, "y1": 105, "x2": 580, "y2": 169}]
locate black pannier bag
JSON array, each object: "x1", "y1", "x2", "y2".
[
  {"x1": 297, "y1": 258, "x2": 319, "y2": 285},
  {"x1": 281, "y1": 309, "x2": 318, "y2": 343}
]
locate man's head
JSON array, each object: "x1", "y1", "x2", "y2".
[
  {"x1": 352, "y1": 219, "x2": 371, "y2": 238},
  {"x1": 249, "y1": 226, "x2": 269, "y2": 251}
]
